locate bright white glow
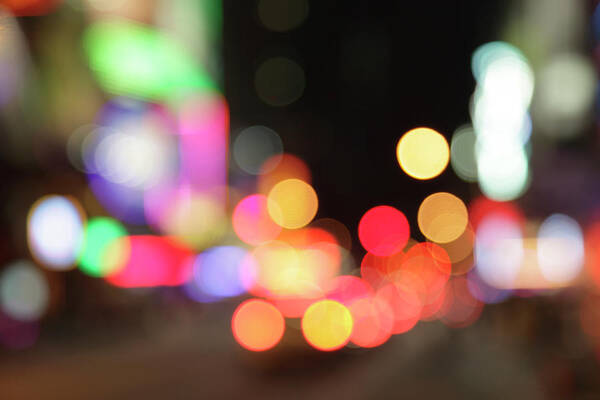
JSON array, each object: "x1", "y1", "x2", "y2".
[
  {"x1": 28, "y1": 196, "x2": 84, "y2": 270},
  {"x1": 472, "y1": 57, "x2": 534, "y2": 147},
  {"x1": 473, "y1": 92, "x2": 532, "y2": 147},
  {"x1": 537, "y1": 214, "x2": 584, "y2": 283},
  {"x1": 475, "y1": 215, "x2": 524, "y2": 289},
  {"x1": 0, "y1": 261, "x2": 49, "y2": 322},
  {"x1": 477, "y1": 145, "x2": 529, "y2": 201},
  {"x1": 471, "y1": 42, "x2": 533, "y2": 201},
  {"x1": 471, "y1": 42, "x2": 529, "y2": 84},
  {"x1": 479, "y1": 57, "x2": 534, "y2": 109},
  {"x1": 93, "y1": 119, "x2": 176, "y2": 189}
]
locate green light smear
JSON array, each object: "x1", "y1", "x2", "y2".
[
  {"x1": 78, "y1": 217, "x2": 127, "y2": 278},
  {"x1": 83, "y1": 19, "x2": 214, "y2": 100}
]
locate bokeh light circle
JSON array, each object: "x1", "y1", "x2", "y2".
[
  {"x1": 258, "y1": 0, "x2": 309, "y2": 32},
  {"x1": 302, "y1": 299, "x2": 353, "y2": 351},
  {"x1": 417, "y1": 192, "x2": 468, "y2": 244},
  {"x1": 78, "y1": 217, "x2": 128, "y2": 277},
  {"x1": 396, "y1": 127, "x2": 449, "y2": 180},
  {"x1": 534, "y1": 53, "x2": 596, "y2": 139},
  {"x1": 267, "y1": 179, "x2": 318, "y2": 229},
  {"x1": 0, "y1": 261, "x2": 49, "y2": 322},
  {"x1": 242, "y1": 240, "x2": 311, "y2": 297},
  {"x1": 477, "y1": 145, "x2": 529, "y2": 202},
  {"x1": 537, "y1": 214, "x2": 584, "y2": 284},
  {"x1": 358, "y1": 205, "x2": 409, "y2": 256},
  {"x1": 93, "y1": 127, "x2": 177, "y2": 189},
  {"x1": 255, "y1": 57, "x2": 305, "y2": 107},
  {"x1": 349, "y1": 296, "x2": 393, "y2": 348},
  {"x1": 438, "y1": 225, "x2": 475, "y2": 269},
  {"x1": 193, "y1": 246, "x2": 248, "y2": 299},
  {"x1": 232, "y1": 299, "x2": 285, "y2": 351},
  {"x1": 232, "y1": 194, "x2": 282, "y2": 245},
  {"x1": 399, "y1": 242, "x2": 452, "y2": 300},
  {"x1": 258, "y1": 153, "x2": 311, "y2": 194},
  {"x1": 471, "y1": 42, "x2": 528, "y2": 84},
  {"x1": 233, "y1": 126, "x2": 283, "y2": 175},
  {"x1": 375, "y1": 282, "x2": 422, "y2": 334},
  {"x1": 450, "y1": 125, "x2": 478, "y2": 182},
  {"x1": 27, "y1": 195, "x2": 85, "y2": 270}
]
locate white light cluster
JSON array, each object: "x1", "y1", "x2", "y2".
[{"x1": 470, "y1": 42, "x2": 534, "y2": 201}]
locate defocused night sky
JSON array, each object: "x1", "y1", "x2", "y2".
[{"x1": 225, "y1": 0, "x2": 504, "y2": 247}]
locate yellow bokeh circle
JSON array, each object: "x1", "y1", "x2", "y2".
[
  {"x1": 301, "y1": 299, "x2": 353, "y2": 351},
  {"x1": 396, "y1": 127, "x2": 449, "y2": 180},
  {"x1": 417, "y1": 192, "x2": 468, "y2": 244},
  {"x1": 267, "y1": 178, "x2": 318, "y2": 229}
]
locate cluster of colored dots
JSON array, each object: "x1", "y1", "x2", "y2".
[
  {"x1": 221, "y1": 118, "x2": 592, "y2": 352},
  {"x1": 2, "y1": 1, "x2": 600, "y2": 362},
  {"x1": 225, "y1": 122, "x2": 471, "y2": 351},
  {"x1": 12, "y1": 97, "x2": 600, "y2": 354}
]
